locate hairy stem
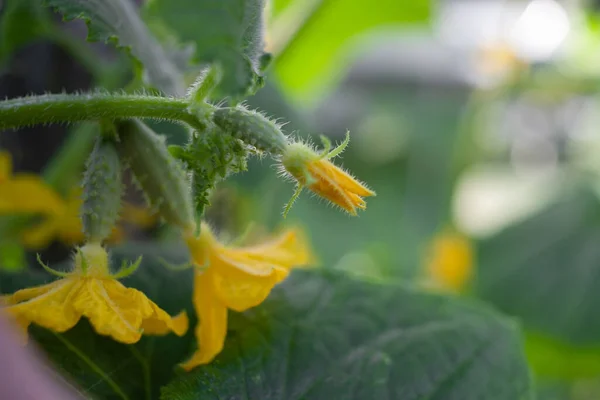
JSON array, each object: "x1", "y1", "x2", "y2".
[{"x1": 0, "y1": 93, "x2": 207, "y2": 131}]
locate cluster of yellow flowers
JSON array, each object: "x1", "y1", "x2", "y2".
[
  {"x1": 0, "y1": 137, "x2": 375, "y2": 370},
  {"x1": 0, "y1": 151, "x2": 156, "y2": 249}
]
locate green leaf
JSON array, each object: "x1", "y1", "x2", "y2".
[
  {"x1": 142, "y1": 0, "x2": 269, "y2": 100},
  {"x1": 1, "y1": 242, "x2": 532, "y2": 399},
  {"x1": 0, "y1": 243, "x2": 196, "y2": 400},
  {"x1": 0, "y1": 241, "x2": 26, "y2": 272},
  {"x1": 44, "y1": 0, "x2": 187, "y2": 95},
  {"x1": 475, "y1": 189, "x2": 600, "y2": 344},
  {"x1": 0, "y1": 0, "x2": 52, "y2": 62},
  {"x1": 162, "y1": 271, "x2": 532, "y2": 399},
  {"x1": 273, "y1": 0, "x2": 430, "y2": 101},
  {"x1": 474, "y1": 189, "x2": 600, "y2": 378}
]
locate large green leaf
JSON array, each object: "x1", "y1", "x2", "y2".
[
  {"x1": 475, "y1": 189, "x2": 600, "y2": 344},
  {"x1": 1, "y1": 242, "x2": 533, "y2": 399},
  {"x1": 162, "y1": 272, "x2": 532, "y2": 399},
  {"x1": 273, "y1": 0, "x2": 430, "y2": 101},
  {"x1": 44, "y1": 0, "x2": 187, "y2": 95},
  {"x1": 474, "y1": 189, "x2": 600, "y2": 378},
  {"x1": 142, "y1": 0, "x2": 269, "y2": 101}
]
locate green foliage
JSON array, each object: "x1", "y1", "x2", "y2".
[
  {"x1": 81, "y1": 136, "x2": 123, "y2": 242},
  {"x1": 474, "y1": 189, "x2": 600, "y2": 378},
  {"x1": 143, "y1": 0, "x2": 269, "y2": 100},
  {"x1": 0, "y1": 245, "x2": 533, "y2": 399},
  {"x1": 162, "y1": 269, "x2": 532, "y2": 400},
  {"x1": 274, "y1": 0, "x2": 430, "y2": 100},
  {"x1": 44, "y1": 0, "x2": 187, "y2": 95},
  {"x1": 0, "y1": 241, "x2": 26, "y2": 271},
  {"x1": 177, "y1": 126, "x2": 249, "y2": 216},
  {"x1": 116, "y1": 120, "x2": 195, "y2": 231},
  {"x1": 0, "y1": 0, "x2": 51, "y2": 62}
]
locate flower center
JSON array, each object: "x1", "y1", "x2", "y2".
[{"x1": 74, "y1": 243, "x2": 111, "y2": 277}]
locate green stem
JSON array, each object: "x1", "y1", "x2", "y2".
[{"x1": 0, "y1": 93, "x2": 207, "y2": 131}]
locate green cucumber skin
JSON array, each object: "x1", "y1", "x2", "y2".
[
  {"x1": 213, "y1": 107, "x2": 287, "y2": 154},
  {"x1": 117, "y1": 120, "x2": 194, "y2": 231},
  {"x1": 81, "y1": 138, "x2": 123, "y2": 242}
]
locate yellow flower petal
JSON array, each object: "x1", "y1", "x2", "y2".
[
  {"x1": 180, "y1": 272, "x2": 228, "y2": 370},
  {"x1": 307, "y1": 164, "x2": 358, "y2": 214},
  {"x1": 6, "y1": 279, "x2": 82, "y2": 332},
  {"x1": 183, "y1": 223, "x2": 315, "y2": 368},
  {"x1": 141, "y1": 308, "x2": 189, "y2": 337},
  {"x1": 425, "y1": 231, "x2": 474, "y2": 292},
  {"x1": 73, "y1": 279, "x2": 152, "y2": 344},
  {"x1": 317, "y1": 159, "x2": 374, "y2": 197},
  {"x1": 242, "y1": 229, "x2": 316, "y2": 267},
  {"x1": 20, "y1": 219, "x2": 59, "y2": 249},
  {"x1": 0, "y1": 151, "x2": 11, "y2": 180},
  {"x1": 280, "y1": 140, "x2": 375, "y2": 215},
  {"x1": 3, "y1": 244, "x2": 184, "y2": 344},
  {"x1": 211, "y1": 263, "x2": 283, "y2": 312},
  {"x1": 120, "y1": 203, "x2": 158, "y2": 228},
  {"x1": 0, "y1": 178, "x2": 65, "y2": 215}
]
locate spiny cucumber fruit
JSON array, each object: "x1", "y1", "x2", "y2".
[
  {"x1": 212, "y1": 106, "x2": 288, "y2": 154},
  {"x1": 81, "y1": 137, "x2": 122, "y2": 243},
  {"x1": 116, "y1": 120, "x2": 195, "y2": 232}
]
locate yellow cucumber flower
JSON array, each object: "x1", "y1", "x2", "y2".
[
  {"x1": 181, "y1": 222, "x2": 314, "y2": 370},
  {"x1": 21, "y1": 188, "x2": 86, "y2": 248},
  {"x1": 279, "y1": 132, "x2": 375, "y2": 216},
  {"x1": 21, "y1": 188, "x2": 156, "y2": 249},
  {"x1": 0, "y1": 151, "x2": 64, "y2": 215},
  {"x1": 424, "y1": 230, "x2": 474, "y2": 293},
  {"x1": 1, "y1": 243, "x2": 188, "y2": 344}
]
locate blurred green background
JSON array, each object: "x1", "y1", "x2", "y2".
[{"x1": 5, "y1": 0, "x2": 600, "y2": 398}]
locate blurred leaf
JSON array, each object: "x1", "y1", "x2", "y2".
[
  {"x1": 44, "y1": 0, "x2": 186, "y2": 95},
  {"x1": 525, "y1": 332, "x2": 600, "y2": 380},
  {"x1": 271, "y1": 0, "x2": 294, "y2": 15},
  {"x1": 475, "y1": 189, "x2": 600, "y2": 344},
  {"x1": 0, "y1": 243, "x2": 195, "y2": 400},
  {"x1": 143, "y1": 0, "x2": 269, "y2": 101},
  {"x1": 273, "y1": 0, "x2": 430, "y2": 101},
  {"x1": 0, "y1": 0, "x2": 52, "y2": 62},
  {"x1": 0, "y1": 241, "x2": 25, "y2": 272},
  {"x1": 162, "y1": 270, "x2": 532, "y2": 400},
  {"x1": 474, "y1": 189, "x2": 600, "y2": 378}
]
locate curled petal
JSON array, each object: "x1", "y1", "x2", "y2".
[
  {"x1": 141, "y1": 308, "x2": 189, "y2": 337},
  {"x1": 181, "y1": 272, "x2": 228, "y2": 370}
]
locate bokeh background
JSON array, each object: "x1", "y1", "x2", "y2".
[{"x1": 3, "y1": 0, "x2": 600, "y2": 398}]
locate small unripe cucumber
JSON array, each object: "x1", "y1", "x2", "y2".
[
  {"x1": 116, "y1": 120, "x2": 194, "y2": 231},
  {"x1": 212, "y1": 107, "x2": 288, "y2": 154},
  {"x1": 81, "y1": 137, "x2": 123, "y2": 243}
]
